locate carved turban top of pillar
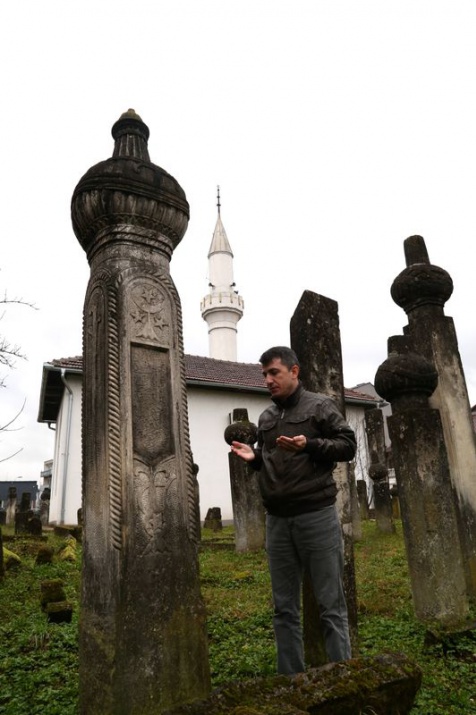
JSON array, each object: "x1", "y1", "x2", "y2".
[
  {"x1": 224, "y1": 420, "x2": 258, "y2": 446},
  {"x1": 374, "y1": 352, "x2": 438, "y2": 409},
  {"x1": 390, "y1": 235, "x2": 453, "y2": 314},
  {"x1": 71, "y1": 109, "x2": 190, "y2": 259},
  {"x1": 369, "y1": 462, "x2": 388, "y2": 482}
]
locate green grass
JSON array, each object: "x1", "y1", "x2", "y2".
[{"x1": 1, "y1": 521, "x2": 476, "y2": 714}]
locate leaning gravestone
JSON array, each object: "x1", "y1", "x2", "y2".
[{"x1": 71, "y1": 110, "x2": 210, "y2": 714}]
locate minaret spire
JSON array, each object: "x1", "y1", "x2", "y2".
[{"x1": 200, "y1": 188, "x2": 244, "y2": 361}]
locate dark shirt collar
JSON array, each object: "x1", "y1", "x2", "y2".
[{"x1": 272, "y1": 382, "x2": 304, "y2": 409}]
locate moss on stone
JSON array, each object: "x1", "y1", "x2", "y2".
[{"x1": 2, "y1": 546, "x2": 21, "y2": 569}]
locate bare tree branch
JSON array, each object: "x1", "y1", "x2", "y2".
[
  {"x1": 0, "y1": 447, "x2": 23, "y2": 463},
  {"x1": 0, "y1": 399, "x2": 26, "y2": 431},
  {"x1": 0, "y1": 286, "x2": 37, "y2": 384}
]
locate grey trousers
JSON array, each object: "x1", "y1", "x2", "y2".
[{"x1": 266, "y1": 505, "x2": 351, "y2": 674}]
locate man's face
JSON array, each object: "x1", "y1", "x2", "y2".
[{"x1": 262, "y1": 358, "x2": 299, "y2": 400}]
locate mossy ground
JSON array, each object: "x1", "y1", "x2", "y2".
[{"x1": 0, "y1": 520, "x2": 475, "y2": 714}]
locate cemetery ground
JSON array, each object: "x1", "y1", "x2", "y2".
[{"x1": 1, "y1": 521, "x2": 475, "y2": 715}]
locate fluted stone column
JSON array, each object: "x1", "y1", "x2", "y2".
[
  {"x1": 72, "y1": 110, "x2": 210, "y2": 714},
  {"x1": 375, "y1": 352, "x2": 468, "y2": 625},
  {"x1": 224, "y1": 409, "x2": 265, "y2": 552},
  {"x1": 290, "y1": 290, "x2": 358, "y2": 664},
  {"x1": 391, "y1": 235, "x2": 476, "y2": 597}
]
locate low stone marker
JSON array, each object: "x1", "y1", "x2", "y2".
[
  {"x1": 40, "y1": 579, "x2": 73, "y2": 624},
  {"x1": 163, "y1": 652, "x2": 422, "y2": 715},
  {"x1": 203, "y1": 507, "x2": 223, "y2": 531}
]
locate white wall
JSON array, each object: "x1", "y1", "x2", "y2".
[
  {"x1": 46, "y1": 381, "x2": 373, "y2": 525},
  {"x1": 346, "y1": 404, "x2": 373, "y2": 504},
  {"x1": 187, "y1": 386, "x2": 269, "y2": 520},
  {"x1": 48, "y1": 373, "x2": 82, "y2": 525}
]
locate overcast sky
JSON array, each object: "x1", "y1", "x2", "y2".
[{"x1": 0, "y1": 0, "x2": 475, "y2": 480}]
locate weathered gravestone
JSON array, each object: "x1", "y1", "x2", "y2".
[
  {"x1": 356, "y1": 479, "x2": 370, "y2": 521},
  {"x1": 391, "y1": 235, "x2": 476, "y2": 598},
  {"x1": 163, "y1": 653, "x2": 422, "y2": 715},
  {"x1": 375, "y1": 349, "x2": 469, "y2": 625},
  {"x1": 203, "y1": 507, "x2": 223, "y2": 531},
  {"x1": 224, "y1": 408, "x2": 265, "y2": 552},
  {"x1": 71, "y1": 110, "x2": 210, "y2": 714},
  {"x1": 290, "y1": 290, "x2": 358, "y2": 664},
  {"x1": 0, "y1": 528, "x2": 4, "y2": 579},
  {"x1": 6, "y1": 487, "x2": 16, "y2": 526},
  {"x1": 365, "y1": 409, "x2": 395, "y2": 534},
  {"x1": 14, "y1": 493, "x2": 33, "y2": 535},
  {"x1": 349, "y1": 462, "x2": 362, "y2": 541}
]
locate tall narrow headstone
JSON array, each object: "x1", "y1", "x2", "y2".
[
  {"x1": 0, "y1": 528, "x2": 4, "y2": 579},
  {"x1": 365, "y1": 409, "x2": 395, "y2": 534},
  {"x1": 224, "y1": 408, "x2": 265, "y2": 552},
  {"x1": 290, "y1": 290, "x2": 358, "y2": 664},
  {"x1": 6, "y1": 487, "x2": 16, "y2": 525},
  {"x1": 391, "y1": 236, "x2": 476, "y2": 596},
  {"x1": 71, "y1": 110, "x2": 210, "y2": 714},
  {"x1": 349, "y1": 462, "x2": 362, "y2": 541},
  {"x1": 356, "y1": 480, "x2": 370, "y2": 521},
  {"x1": 375, "y1": 350, "x2": 469, "y2": 624}
]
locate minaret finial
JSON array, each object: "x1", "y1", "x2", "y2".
[{"x1": 217, "y1": 185, "x2": 221, "y2": 216}]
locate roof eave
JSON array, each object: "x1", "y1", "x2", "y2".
[{"x1": 37, "y1": 363, "x2": 83, "y2": 424}]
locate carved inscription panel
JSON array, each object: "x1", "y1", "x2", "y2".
[{"x1": 131, "y1": 344, "x2": 174, "y2": 464}]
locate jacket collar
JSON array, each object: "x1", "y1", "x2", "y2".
[{"x1": 272, "y1": 382, "x2": 304, "y2": 409}]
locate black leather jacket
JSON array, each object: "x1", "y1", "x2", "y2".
[{"x1": 250, "y1": 384, "x2": 356, "y2": 516}]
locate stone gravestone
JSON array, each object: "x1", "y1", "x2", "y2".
[
  {"x1": 14, "y1": 493, "x2": 32, "y2": 535},
  {"x1": 391, "y1": 235, "x2": 476, "y2": 598},
  {"x1": 375, "y1": 349, "x2": 469, "y2": 625},
  {"x1": 348, "y1": 462, "x2": 362, "y2": 541},
  {"x1": 365, "y1": 409, "x2": 395, "y2": 534},
  {"x1": 356, "y1": 480, "x2": 370, "y2": 521},
  {"x1": 203, "y1": 507, "x2": 223, "y2": 531},
  {"x1": 224, "y1": 408, "x2": 265, "y2": 552},
  {"x1": 6, "y1": 487, "x2": 16, "y2": 526},
  {"x1": 290, "y1": 290, "x2": 358, "y2": 664},
  {"x1": 40, "y1": 487, "x2": 50, "y2": 526},
  {"x1": 71, "y1": 110, "x2": 210, "y2": 714},
  {"x1": 0, "y1": 528, "x2": 4, "y2": 579}
]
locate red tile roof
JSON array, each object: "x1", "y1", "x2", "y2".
[{"x1": 46, "y1": 354, "x2": 378, "y2": 402}]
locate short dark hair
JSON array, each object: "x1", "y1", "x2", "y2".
[{"x1": 259, "y1": 346, "x2": 300, "y2": 369}]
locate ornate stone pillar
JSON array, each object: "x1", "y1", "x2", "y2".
[
  {"x1": 71, "y1": 110, "x2": 210, "y2": 714},
  {"x1": 391, "y1": 235, "x2": 476, "y2": 597},
  {"x1": 375, "y1": 351, "x2": 468, "y2": 625}
]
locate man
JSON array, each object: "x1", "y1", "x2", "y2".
[{"x1": 231, "y1": 346, "x2": 356, "y2": 675}]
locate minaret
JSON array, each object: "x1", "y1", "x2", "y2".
[{"x1": 200, "y1": 187, "x2": 244, "y2": 361}]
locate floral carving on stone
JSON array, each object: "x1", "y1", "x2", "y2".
[{"x1": 130, "y1": 283, "x2": 169, "y2": 341}]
